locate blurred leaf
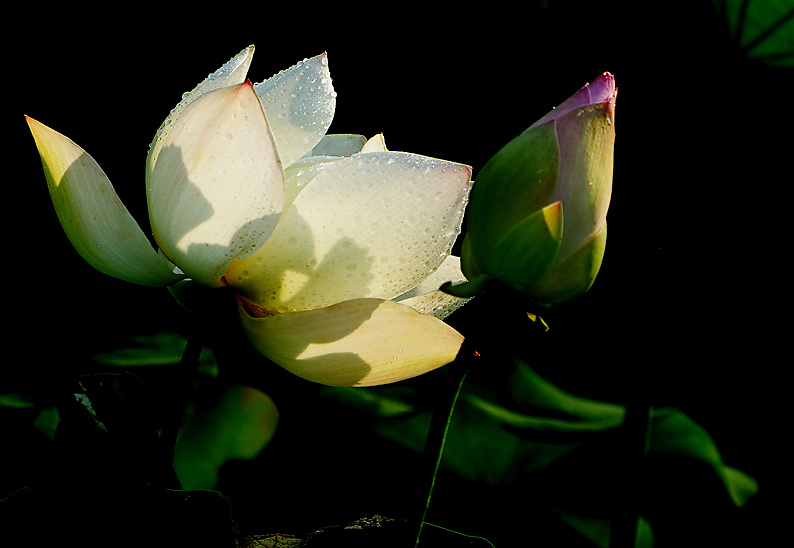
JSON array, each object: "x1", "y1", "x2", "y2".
[
  {"x1": 463, "y1": 359, "x2": 625, "y2": 442},
  {"x1": 557, "y1": 511, "x2": 654, "y2": 548},
  {"x1": 464, "y1": 393, "x2": 622, "y2": 441},
  {"x1": 0, "y1": 393, "x2": 35, "y2": 408},
  {"x1": 174, "y1": 385, "x2": 279, "y2": 490},
  {"x1": 649, "y1": 407, "x2": 759, "y2": 506},
  {"x1": 325, "y1": 386, "x2": 416, "y2": 418},
  {"x1": 92, "y1": 332, "x2": 217, "y2": 375},
  {"x1": 32, "y1": 406, "x2": 60, "y2": 441},
  {"x1": 714, "y1": 0, "x2": 794, "y2": 66}
]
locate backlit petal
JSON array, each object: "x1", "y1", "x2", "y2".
[
  {"x1": 254, "y1": 53, "x2": 336, "y2": 167},
  {"x1": 26, "y1": 117, "x2": 182, "y2": 286},
  {"x1": 395, "y1": 255, "x2": 472, "y2": 319},
  {"x1": 238, "y1": 297, "x2": 464, "y2": 387},
  {"x1": 228, "y1": 152, "x2": 472, "y2": 311},
  {"x1": 306, "y1": 134, "x2": 367, "y2": 157},
  {"x1": 148, "y1": 45, "x2": 255, "y2": 168},
  {"x1": 146, "y1": 82, "x2": 285, "y2": 286},
  {"x1": 551, "y1": 100, "x2": 614, "y2": 260}
]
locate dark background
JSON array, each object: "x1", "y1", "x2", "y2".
[{"x1": 5, "y1": 1, "x2": 789, "y2": 546}]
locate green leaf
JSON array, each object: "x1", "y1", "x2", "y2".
[
  {"x1": 325, "y1": 385, "x2": 416, "y2": 418},
  {"x1": 173, "y1": 385, "x2": 279, "y2": 490},
  {"x1": 0, "y1": 393, "x2": 36, "y2": 408},
  {"x1": 649, "y1": 407, "x2": 759, "y2": 506},
  {"x1": 714, "y1": 0, "x2": 794, "y2": 66},
  {"x1": 557, "y1": 511, "x2": 654, "y2": 548}
]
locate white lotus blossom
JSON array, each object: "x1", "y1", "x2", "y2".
[{"x1": 27, "y1": 46, "x2": 472, "y2": 387}]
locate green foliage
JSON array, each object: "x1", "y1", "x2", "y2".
[
  {"x1": 649, "y1": 407, "x2": 758, "y2": 507},
  {"x1": 93, "y1": 332, "x2": 218, "y2": 374},
  {"x1": 714, "y1": 0, "x2": 794, "y2": 66},
  {"x1": 320, "y1": 357, "x2": 758, "y2": 546},
  {"x1": 173, "y1": 384, "x2": 278, "y2": 490}
]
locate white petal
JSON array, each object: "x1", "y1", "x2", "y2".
[
  {"x1": 395, "y1": 255, "x2": 472, "y2": 319},
  {"x1": 238, "y1": 297, "x2": 464, "y2": 387},
  {"x1": 360, "y1": 133, "x2": 388, "y2": 152},
  {"x1": 254, "y1": 53, "x2": 336, "y2": 167},
  {"x1": 282, "y1": 155, "x2": 345, "y2": 210},
  {"x1": 146, "y1": 82, "x2": 285, "y2": 286},
  {"x1": 227, "y1": 152, "x2": 472, "y2": 311},
  {"x1": 27, "y1": 117, "x2": 182, "y2": 286},
  {"x1": 306, "y1": 134, "x2": 367, "y2": 157},
  {"x1": 148, "y1": 46, "x2": 255, "y2": 169}
]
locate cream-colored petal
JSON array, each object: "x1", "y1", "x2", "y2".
[
  {"x1": 146, "y1": 82, "x2": 285, "y2": 286},
  {"x1": 254, "y1": 53, "x2": 336, "y2": 167},
  {"x1": 26, "y1": 117, "x2": 182, "y2": 287},
  {"x1": 360, "y1": 133, "x2": 387, "y2": 152},
  {"x1": 280, "y1": 155, "x2": 345, "y2": 213},
  {"x1": 395, "y1": 255, "x2": 471, "y2": 319},
  {"x1": 227, "y1": 151, "x2": 472, "y2": 311},
  {"x1": 306, "y1": 134, "x2": 367, "y2": 157},
  {"x1": 148, "y1": 45, "x2": 255, "y2": 170},
  {"x1": 238, "y1": 297, "x2": 463, "y2": 387}
]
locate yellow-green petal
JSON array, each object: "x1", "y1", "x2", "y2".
[
  {"x1": 527, "y1": 223, "x2": 607, "y2": 305},
  {"x1": 238, "y1": 298, "x2": 464, "y2": 387},
  {"x1": 487, "y1": 201, "x2": 563, "y2": 291},
  {"x1": 26, "y1": 117, "x2": 182, "y2": 287}
]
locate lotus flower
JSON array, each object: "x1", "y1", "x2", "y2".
[
  {"x1": 27, "y1": 46, "x2": 473, "y2": 386},
  {"x1": 460, "y1": 72, "x2": 616, "y2": 304}
]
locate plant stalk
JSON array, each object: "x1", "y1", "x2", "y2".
[{"x1": 413, "y1": 343, "x2": 477, "y2": 547}]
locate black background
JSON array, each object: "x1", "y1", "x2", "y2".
[{"x1": 4, "y1": 1, "x2": 789, "y2": 546}]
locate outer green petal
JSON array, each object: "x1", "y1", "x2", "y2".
[
  {"x1": 26, "y1": 117, "x2": 182, "y2": 287},
  {"x1": 527, "y1": 223, "x2": 607, "y2": 304},
  {"x1": 465, "y1": 121, "x2": 560, "y2": 269},
  {"x1": 146, "y1": 81, "x2": 285, "y2": 287},
  {"x1": 488, "y1": 201, "x2": 563, "y2": 291},
  {"x1": 254, "y1": 53, "x2": 336, "y2": 167},
  {"x1": 238, "y1": 298, "x2": 464, "y2": 387}
]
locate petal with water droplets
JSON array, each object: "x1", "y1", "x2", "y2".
[
  {"x1": 148, "y1": 46, "x2": 255, "y2": 168},
  {"x1": 254, "y1": 53, "x2": 336, "y2": 167},
  {"x1": 146, "y1": 81, "x2": 285, "y2": 286},
  {"x1": 227, "y1": 151, "x2": 472, "y2": 311}
]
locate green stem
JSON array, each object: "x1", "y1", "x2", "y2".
[{"x1": 413, "y1": 343, "x2": 477, "y2": 548}]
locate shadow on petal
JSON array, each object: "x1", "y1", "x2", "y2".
[{"x1": 238, "y1": 298, "x2": 464, "y2": 387}]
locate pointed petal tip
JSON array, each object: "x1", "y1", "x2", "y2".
[{"x1": 586, "y1": 72, "x2": 616, "y2": 103}]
